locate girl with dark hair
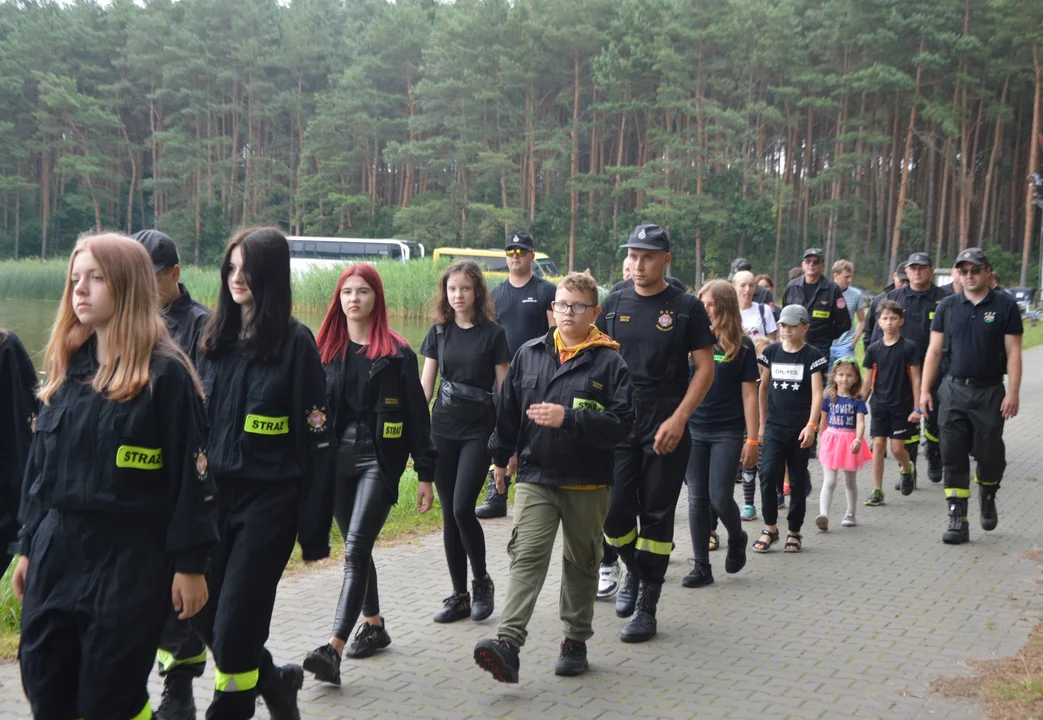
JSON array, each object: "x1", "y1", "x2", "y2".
[
  {"x1": 682, "y1": 280, "x2": 759, "y2": 588},
  {"x1": 195, "y1": 227, "x2": 335, "y2": 720},
  {"x1": 13, "y1": 232, "x2": 216, "y2": 720},
  {"x1": 420, "y1": 260, "x2": 510, "y2": 623},
  {"x1": 302, "y1": 264, "x2": 437, "y2": 685},
  {"x1": 0, "y1": 327, "x2": 37, "y2": 574}
]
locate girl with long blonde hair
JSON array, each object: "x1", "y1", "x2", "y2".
[
  {"x1": 682, "y1": 280, "x2": 760, "y2": 588},
  {"x1": 13, "y1": 232, "x2": 216, "y2": 720}
]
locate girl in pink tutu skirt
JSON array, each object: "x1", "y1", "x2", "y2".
[{"x1": 815, "y1": 358, "x2": 873, "y2": 530}]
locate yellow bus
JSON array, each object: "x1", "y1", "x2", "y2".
[{"x1": 431, "y1": 247, "x2": 562, "y2": 283}]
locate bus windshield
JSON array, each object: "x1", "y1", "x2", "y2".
[{"x1": 536, "y1": 258, "x2": 560, "y2": 276}]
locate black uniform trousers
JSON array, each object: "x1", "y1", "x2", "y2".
[
  {"x1": 911, "y1": 374, "x2": 944, "y2": 464},
  {"x1": 20, "y1": 510, "x2": 169, "y2": 720},
  {"x1": 938, "y1": 377, "x2": 1006, "y2": 497},
  {"x1": 758, "y1": 423, "x2": 812, "y2": 532},
  {"x1": 604, "y1": 394, "x2": 690, "y2": 586},
  {"x1": 331, "y1": 422, "x2": 392, "y2": 639},
  {"x1": 191, "y1": 480, "x2": 298, "y2": 720}
]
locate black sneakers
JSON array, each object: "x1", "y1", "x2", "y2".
[
  {"x1": 554, "y1": 639, "x2": 589, "y2": 677},
  {"x1": 156, "y1": 669, "x2": 196, "y2": 720},
  {"x1": 725, "y1": 530, "x2": 748, "y2": 574},
  {"x1": 681, "y1": 561, "x2": 714, "y2": 588},
  {"x1": 476, "y1": 471, "x2": 509, "y2": 519},
  {"x1": 345, "y1": 618, "x2": 392, "y2": 659},
  {"x1": 433, "y1": 592, "x2": 471, "y2": 623},
  {"x1": 303, "y1": 643, "x2": 341, "y2": 685},
  {"x1": 614, "y1": 571, "x2": 638, "y2": 618},
  {"x1": 900, "y1": 465, "x2": 916, "y2": 496},
  {"x1": 620, "y1": 582, "x2": 661, "y2": 643},
  {"x1": 260, "y1": 663, "x2": 304, "y2": 720},
  {"x1": 979, "y1": 486, "x2": 998, "y2": 531},
  {"x1": 474, "y1": 637, "x2": 520, "y2": 683},
  {"x1": 943, "y1": 499, "x2": 970, "y2": 545},
  {"x1": 471, "y1": 577, "x2": 495, "y2": 621}
]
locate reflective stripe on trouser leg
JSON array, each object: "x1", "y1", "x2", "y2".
[
  {"x1": 156, "y1": 648, "x2": 208, "y2": 674},
  {"x1": 604, "y1": 528, "x2": 637, "y2": 548},
  {"x1": 944, "y1": 488, "x2": 972, "y2": 499},
  {"x1": 635, "y1": 537, "x2": 673, "y2": 555},
  {"x1": 131, "y1": 700, "x2": 153, "y2": 720},
  {"x1": 214, "y1": 667, "x2": 259, "y2": 693},
  {"x1": 974, "y1": 475, "x2": 999, "y2": 487}
]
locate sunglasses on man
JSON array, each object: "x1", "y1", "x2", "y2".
[
  {"x1": 956, "y1": 265, "x2": 986, "y2": 277},
  {"x1": 506, "y1": 248, "x2": 529, "y2": 258}
]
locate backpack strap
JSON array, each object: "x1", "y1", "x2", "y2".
[
  {"x1": 434, "y1": 324, "x2": 446, "y2": 379},
  {"x1": 602, "y1": 289, "x2": 623, "y2": 340},
  {"x1": 758, "y1": 302, "x2": 767, "y2": 336},
  {"x1": 665, "y1": 292, "x2": 698, "y2": 382}
]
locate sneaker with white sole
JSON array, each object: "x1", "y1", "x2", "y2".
[
  {"x1": 815, "y1": 514, "x2": 828, "y2": 531},
  {"x1": 841, "y1": 513, "x2": 856, "y2": 527},
  {"x1": 596, "y1": 560, "x2": 621, "y2": 600}
]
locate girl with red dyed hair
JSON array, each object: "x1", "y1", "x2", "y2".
[{"x1": 303, "y1": 264, "x2": 436, "y2": 686}]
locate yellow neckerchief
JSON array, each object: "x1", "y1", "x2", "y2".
[{"x1": 553, "y1": 326, "x2": 620, "y2": 364}]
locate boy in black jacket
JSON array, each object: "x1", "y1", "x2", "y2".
[{"x1": 474, "y1": 272, "x2": 634, "y2": 683}]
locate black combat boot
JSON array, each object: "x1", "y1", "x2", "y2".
[
  {"x1": 260, "y1": 663, "x2": 304, "y2": 720},
  {"x1": 942, "y1": 498, "x2": 970, "y2": 545},
  {"x1": 619, "y1": 582, "x2": 662, "y2": 643},
  {"x1": 476, "y1": 471, "x2": 509, "y2": 519},
  {"x1": 979, "y1": 485, "x2": 998, "y2": 532},
  {"x1": 155, "y1": 669, "x2": 196, "y2": 720},
  {"x1": 614, "y1": 570, "x2": 638, "y2": 618}
]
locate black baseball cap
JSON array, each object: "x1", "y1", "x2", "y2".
[
  {"x1": 731, "y1": 257, "x2": 753, "y2": 274},
  {"x1": 505, "y1": 231, "x2": 535, "y2": 252},
  {"x1": 621, "y1": 224, "x2": 670, "y2": 252},
  {"x1": 133, "y1": 229, "x2": 180, "y2": 272},
  {"x1": 954, "y1": 247, "x2": 989, "y2": 267},
  {"x1": 803, "y1": 247, "x2": 825, "y2": 260},
  {"x1": 894, "y1": 262, "x2": 908, "y2": 280},
  {"x1": 905, "y1": 251, "x2": 931, "y2": 267}
]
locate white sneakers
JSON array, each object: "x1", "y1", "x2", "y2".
[{"x1": 597, "y1": 560, "x2": 621, "y2": 600}]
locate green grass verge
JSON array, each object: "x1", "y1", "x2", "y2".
[{"x1": 0, "y1": 258, "x2": 448, "y2": 317}]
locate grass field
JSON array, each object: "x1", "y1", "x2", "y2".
[{"x1": 0, "y1": 258, "x2": 448, "y2": 317}]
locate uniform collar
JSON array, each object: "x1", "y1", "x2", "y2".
[
  {"x1": 164, "y1": 283, "x2": 193, "y2": 326},
  {"x1": 67, "y1": 336, "x2": 100, "y2": 378},
  {"x1": 958, "y1": 287, "x2": 995, "y2": 305},
  {"x1": 902, "y1": 284, "x2": 933, "y2": 299}
]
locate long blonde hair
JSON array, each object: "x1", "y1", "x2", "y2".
[
  {"x1": 39, "y1": 232, "x2": 201, "y2": 405},
  {"x1": 698, "y1": 279, "x2": 743, "y2": 362}
]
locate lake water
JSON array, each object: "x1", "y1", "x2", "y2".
[{"x1": 0, "y1": 298, "x2": 433, "y2": 369}]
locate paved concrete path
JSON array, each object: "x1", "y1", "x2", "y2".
[{"x1": 3, "y1": 355, "x2": 1043, "y2": 719}]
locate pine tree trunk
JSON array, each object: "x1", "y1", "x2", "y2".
[
  {"x1": 1021, "y1": 44, "x2": 1041, "y2": 287},
  {"x1": 890, "y1": 44, "x2": 923, "y2": 273},
  {"x1": 568, "y1": 49, "x2": 580, "y2": 272}
]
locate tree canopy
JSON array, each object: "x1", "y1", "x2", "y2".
[{"x1": 1, "y1": 0, "x2": 1042, "y2": 285}]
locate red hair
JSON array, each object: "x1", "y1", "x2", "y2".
[{"x1": 316, "y1": 264, "x2": 405, "y2": 363}]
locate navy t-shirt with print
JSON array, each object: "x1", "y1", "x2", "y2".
[
  {"x1": 823, "y1": 395, "x2": 867, "y2": 431},
  {"x1": 757, "y1": 342, "x2": 828, "y2": 428}
]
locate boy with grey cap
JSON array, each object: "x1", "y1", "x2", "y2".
[{"x1": 752, "y1": 304, "x2": 827, "y2": 555}]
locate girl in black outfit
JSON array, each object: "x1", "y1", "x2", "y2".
[
  {"x1": 683, "y1": 280, "x2": 760, "y2": 588},
  {"x1": 420, "y1": 261, "x2": 510, "y2": 623},
  {"x1": 14, "y1": 233, "x2": 215, "y2": 719},
  {"x1": 0, "y1": 328, "x2": 37, "y2": 573},
  {"x1": 303, "y1": 263, "x2": 437, "y2": 686},
  {"x1": 195, "y1": 227, "x2": 335, "y2": 720}
]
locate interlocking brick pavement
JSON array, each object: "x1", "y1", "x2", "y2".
[{"x1": 3, "y1": 353, "x2": 1043, "y2": 719}]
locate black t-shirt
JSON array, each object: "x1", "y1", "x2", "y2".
[
  {"x1": 688, "y1": 336, "x2": 759, "y2": 434},
  {"x1": 931, "y1": 289, "x2": 1023, "y2": 379},
  {"x1": 863, "y1": 338, "x2": 919, "y2": 412},
  {"x1": 610, "y1": 276, "x2": 686, "y2": 294},
  {"x1": 757, "y1": 342, "x2": 827, "y2": 428},
  {"x1": 596, "y1": 284, "x2": 715, "y2": 395},
  {"x1": 420, "y1": 321, "x2": 511, "y2": 440},
  {"x1": 491, "y1": 275, "x2": 556, "y2": 359},
  {"x1": 337, "y1": 342, "x2": 374, "y2": 426},
  {"x1": 802, "y1": 279, "x2": 821, "y2": 307}
]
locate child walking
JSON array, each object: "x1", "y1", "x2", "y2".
[
  {"x1": 815, "y1": 358, "x2": 873, "y2": 530},
  {"x1": 753, "y1": 305, "x2": 827, "y2": 554},
  {"x1": 863, "y1": 300, "x2": 922, "y2": 506},
  {"x1": 739, "y1": 335, "x2": 772, "y2": 521}
]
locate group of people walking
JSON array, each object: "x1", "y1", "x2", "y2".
[{"x1": 0, "y1": 221, "x2": 1023, "y2": 719}]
